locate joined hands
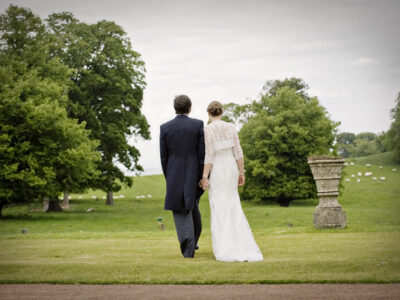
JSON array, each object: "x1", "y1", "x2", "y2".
[
  {"x1": 199, "y1": 174, "x2": 245, "y2": 190},
  {"x1": 199, "y1": 178, "x2": 209, "y2": 190}
]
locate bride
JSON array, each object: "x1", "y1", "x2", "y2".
[{"x1": 200, "y1": 101, "x2": 263, "y2": 262}]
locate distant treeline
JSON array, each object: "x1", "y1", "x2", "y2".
[{"x1": 336, "y1": 132, "x2": 387, "y2": 158}]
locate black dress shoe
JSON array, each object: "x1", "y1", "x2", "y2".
[{"x1": 195, "y1": 245, "x2": 199, "y2": 250}]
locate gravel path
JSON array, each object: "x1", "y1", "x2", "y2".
[{"x1": 1, "y1": 284, "x2": 400, "y2": 300}]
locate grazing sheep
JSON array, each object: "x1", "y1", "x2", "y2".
[
  {"x1": 350, "y1": 162, "x2": 354, "y2": 166},
  {"x1": 392, "y1": 168, "x2": 397, "y2": 172},
  {"x1": 379, "y1": 166, "x2": 383, "y2": 169},
  {"x1": 91, "y1": 195, "x2": 97, "y2": 199},
  {"x1": 345, "y1": 178, "x2": 350, "y2": 182},
  {"x1": 364, "y1": 172, "x2": 372, "y2": 177},
  {"x1": 344, "y1": 162, "x2": 349, "y2": 166},
  {"x1": 357, "y1": 179, "x2": 361, "y2": 182},
  {"x1": 366, "y1": 163, "x2": 371, "y2": 167},
  {"x1": 357, "y1": 172, "x2": 362, "y2": 176},
  {"x1": 147, "y1": 194, "x2": 152, "y2": 198},
  {"x1": 372, "y1": 177, "x2": 377, "y2": 180},
  {"x1": 380, "y1": 177, "x2": 386, "y2": 181},
  {"x1": 351, "y1": 174, "x2": 355, "y2": 178},
  {"x1": 120, "y1": 195, "x2": 125, "y2": 198}
]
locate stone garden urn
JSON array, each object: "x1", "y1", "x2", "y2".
[{"x1": 307, "y1": 155, "x2": 346, "y2": 229}]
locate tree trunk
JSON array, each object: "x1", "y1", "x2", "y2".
[
  {"x1": 106, "y1": 191, "x2": 113, "y2": 205},
  {"x1": 0, "y1": 203, "x2": 4, "y2": 218},
  {"x1": 106, "y1": 175, "x2": 113, "y2": 205},
  {"x1": 278, "y1": 199, "x2": 291, "y2": 207},
  {"x1": 63, "y1": 191, "x2": 69, "y2": 208},
  {"x1": 42, "y1": 196, "x2": 49, "y2": 212},
  {"x1": 46, "y1": 197, "x2": 63, "y2": 212}
]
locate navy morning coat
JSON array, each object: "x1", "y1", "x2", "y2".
[{"x1": 160, "y1": 114, "x2": 205, "y2": 211}]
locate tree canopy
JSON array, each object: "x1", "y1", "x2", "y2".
[
  {"x1": 0, "y1": 6, "x2": 101, "y2": 215},
  {"x1": 0, "y1": 5, "x2": 148, "y2": 215},
  {"x1": 46, "y1": 12, "x2": 150, "y2": 205},
  {"x1": 236, "y1": 78, "x2": 339, "y2": 205}
]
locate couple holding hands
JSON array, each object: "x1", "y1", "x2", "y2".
[{"x1": 160, "y1": 95, "x2": 263, "y2": 262}]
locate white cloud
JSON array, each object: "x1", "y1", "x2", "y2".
[
  {"x1": 391, "y1": 66, "x2": 400, "y2": 75},
  {"x1": 351, "y1": 57, "x2": 379, "y2": 67},
  {"x1": 294, "y1": 40, "x2": 336, "y2": 51},
  {"x1": 308, "y1": 88, "x2": 350, "y2": 99}
]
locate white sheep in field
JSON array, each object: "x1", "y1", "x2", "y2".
[
  {"x1": 372, "y1": 177, "x2": 377, "y2": 181},
  {"x1": 379, "y1": 166, "x2": 383, "y2": 169},
  {"x1": 78, "y1": 196, "x2": 83, "y2": 199},
  {"x1": 351, "y1": 174, "x2": 355, "y2": 178},
  {"x1": 392, "y1": 168, "x2": 397, "y2": 172},
  {"x1": 120, "y1": 195, "x2": 125, "y2": 198},
  {"x1": 147, "y1": 194, "x2": 152, "y2": 198},
  {"x1": 357, "y1": 172, "x2": 362, "y2": 176},
  {"x1": 345, "y1": 178, "x2": 350, "y2": 182},
  {"x1": 364, "y1": 172, "x2": 372, "y2": 177},
  {"x1": 357, "y1": 179, "x2": 361, "y2": 182},
  {"x1": 350, "y1": 162, "x2": 354, "y2": 166},
  {"x1": 366, "y1": 163, "x2": 371, "y2": 167},
  {"x1": 344, "y1": 162, "x2": 349, "y2": 166},
  {"x1": 380, "y1": 177, "x2": 386, "y2": 181},
  {"x1": 91, "y1": 195, "x2": 97, "y2": 199}
]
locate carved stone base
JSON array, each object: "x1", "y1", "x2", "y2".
[{"x1": 313, "y1": 207, "x2": 346, "y2": 229}]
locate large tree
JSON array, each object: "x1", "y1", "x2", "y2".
[
  {"x1": 0, "y1": 6, "x2": 100, "y2": 215},
  {"x1": 238, "y1": 79, "x2": 339, "y2": 206},
  {"x1": 0, "y1": 71, "x2": 101, "y2": 215},
  {"x1": 46, "y1": 13, "x2": 150, "y2": 205}
]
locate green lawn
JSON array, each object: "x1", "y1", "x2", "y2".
[{"x1": 0, "y1": 152, "x2": 399, "y2": 283}]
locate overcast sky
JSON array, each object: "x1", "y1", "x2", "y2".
[{"x1": 1, "y1": 0, "x2": 399, "y2": 174}]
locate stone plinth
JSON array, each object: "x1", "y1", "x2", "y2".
[{"x1": 308, "y1": 155, "x2": 346, "y2": 229}]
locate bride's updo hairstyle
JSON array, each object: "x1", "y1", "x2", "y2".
[{"x1": 207, "y1": 101, "x2": 223, "y2": 116}]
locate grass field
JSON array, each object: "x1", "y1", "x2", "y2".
[{"x1": 0, "y1": 152, "x2": 399, "y2": 283}]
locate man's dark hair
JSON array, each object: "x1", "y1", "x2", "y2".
[{"x1": 174, "y1": 95, "x2": 192, "y2": 114}]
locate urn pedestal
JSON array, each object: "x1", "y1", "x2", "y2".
[{"x1": 308, "y1": 156, "x2": 346, "y2": 229}]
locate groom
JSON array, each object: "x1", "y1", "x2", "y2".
[{"x1": 159, "y1": 95, "x2": 205, "y2": 258}]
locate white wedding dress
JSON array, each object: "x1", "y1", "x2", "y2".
[{"x1": 204, "y1": 120, "x2": 263, "y2": 262}]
